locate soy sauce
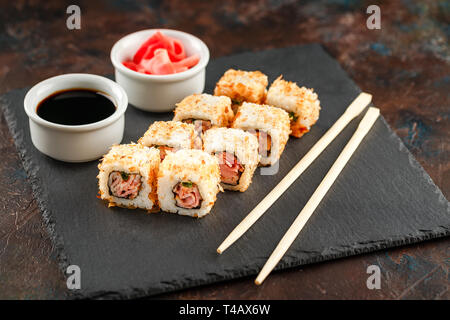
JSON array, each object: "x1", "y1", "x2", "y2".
[{"x1": 36, "y1": 89, "x2": 116, "y2": 125}]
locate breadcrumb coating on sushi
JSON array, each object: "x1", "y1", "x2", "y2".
[
  {"x1": 232, "y1": 102, "x2": 290, "y2": 166},
  {"x1": 138, "y1": 120, "x2": 199, "y2": 150},
  {"x1": 203, "y1": 127, "x2": 260, "y2": 192},
  {"x1": 173, "y1": 93, "x2": 234, "y2": 127},
  {"x1": 214, "y1": 69, "x2": 268, "y2": 107},
  {"x1": 97, "y1": 143, "x2": 160, "y2": 212},
  {"x1": 203, "y1": 127, "x2": 260, "y2": 167},
  {"x1": 157, "y1": 149, "x2": 221, "y2": 218},
  {"x1": 99, "y1": 143, "x2": 159, "y2": 170},
  {"x1": 266, "y1": 76, "x2": 321, "y2": 138}
]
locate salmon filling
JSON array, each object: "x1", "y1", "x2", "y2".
[
  {"x1": 183, "y1": 119, "x2": 212, "y2": 134},
  {"x1": 249, "y1": 129, "x2": 272, "y2": 158},
  {"x1": 216, "y1": 151, "x2": 244, "y2": 185},
  {"x1": 290, "y1": 120, "x2": 309, "y2": 138},
  {"x1": 108, "y1": 171, "x2": 142, "y2": 200},
  {"x1": 172, "y1": 181, "x2": 203, "y2": 209},
  {"x1": 289, "y1": 112, "x2": 309, "y2": 138},
  {"x1": 153, "y1": 145, "x2": 174, "y2": 161}
]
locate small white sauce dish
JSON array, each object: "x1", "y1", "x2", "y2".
[
  {"x1": 110, "y1": 29, "x2": 210, "y2": 112},
  {"x1": 24, "y1": 73, "x2": 128, "y2": 163}
]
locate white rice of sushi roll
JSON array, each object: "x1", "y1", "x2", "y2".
[
  {"x1": 97, "y1": 144, "x2": 160, "y2": 212},
  {"x1": 157, "y1": 149, "x2": 221, "y2": 218},
  {"x1": 203, "y1": 127, "x2": 260, "y2": 192},
  {"x1": 232, "y1": 102, "x2": 291, "y2": 166},
  {"x1": 138, "y1": 121, "x2": 201, "y2": 160}
]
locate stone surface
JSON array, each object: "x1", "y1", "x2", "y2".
[{"x1": 1, "y1": 45, "x2": 448, "y2": 299}]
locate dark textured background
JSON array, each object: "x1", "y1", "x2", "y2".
[
  {"x1": 3, "y1": 45, "x2": 448, "y2": 299},
  {"x1": 0, "y1": 0, "x2": 448, "y2": 299}
]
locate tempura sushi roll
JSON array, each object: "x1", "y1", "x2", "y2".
[
  {"x1": 203, "y1": 128, "x2": 259, "y2": 192},
  {"x1": 214, "y1": 69, "x2": 268, "y2": 113},
  {"x1": 173, "y1": 93, "x2": 234, "y2": 135},
  {"x1": 266, "y1": 76, "x2": 321, "y2": 138},
  {"x1": 232, "y1": 102, "x2": 290, "y2": 166},
  {"x1": 158, "y1": 149, "x2": 221, "y2": 218},
  {"x1": 138, "y1": 121, "x2": 200, "y2": 160},
  {"x1": 97, "y1": 144, "x2": 160, "y2": 212}
]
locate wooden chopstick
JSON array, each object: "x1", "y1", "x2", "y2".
[
  {"x1": 254, "y1": 107, "x2": 380, "y2": 285},
  {"x1": 217, "y1": 92, "x2": 373, "y2": 254}
]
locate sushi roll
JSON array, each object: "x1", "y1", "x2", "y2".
[
  {"x1": 203, "y1": 128, "x2": 260, "y2": 192},
  {"x1": 97, "y1": 143, "x2": 160, "y2": 212},
  {"x1": 266, "y1": 76, "x2": 321, "y2": 138},
  {"x1": 138, "y1": 121, "x2": 201, "y2": 160},
  {"x1": 157, "y1": 149, "x2": 221, "y2": 218},
  {"x1": 214, "y1": 69, "x2": 268, "y2": 113},
  {"x1": 173, "y1": 93, "x2": 234, "y2": 135},
  {"x1": 232, "y1": 102, "x2": 290, "y2": 166}
]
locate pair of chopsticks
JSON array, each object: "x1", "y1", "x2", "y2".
[{"x1": 216, "y1": 92, "x2": 379, "y2": 285}]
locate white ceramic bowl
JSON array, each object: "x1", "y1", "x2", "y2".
[
  {"x1": 24, "y1": 73, "x2": 128, "y2": 163},
  {"x1": 110, "y1": 29, "x2": 209, "y2": 112}
]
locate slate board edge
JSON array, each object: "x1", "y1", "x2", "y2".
[
  {"x1": 82, "y1": 230, "x2": 449, "y2": 300},
  {"x1": 2, "y1": 89, "x2": 449, "y2": 300},
  {"x1": 1, "y1": 44, "x2": 449, "y2": 298},
  {"x1": 84, "y1": 116, "x2": 449, "y2": 299},
  {"x1": 0, "y1": 96, "x2": 73, "y2": 298}
]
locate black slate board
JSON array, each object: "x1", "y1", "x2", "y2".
[{"x1": 1, "y1": 44, "x2": 449, "y2": 299}]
